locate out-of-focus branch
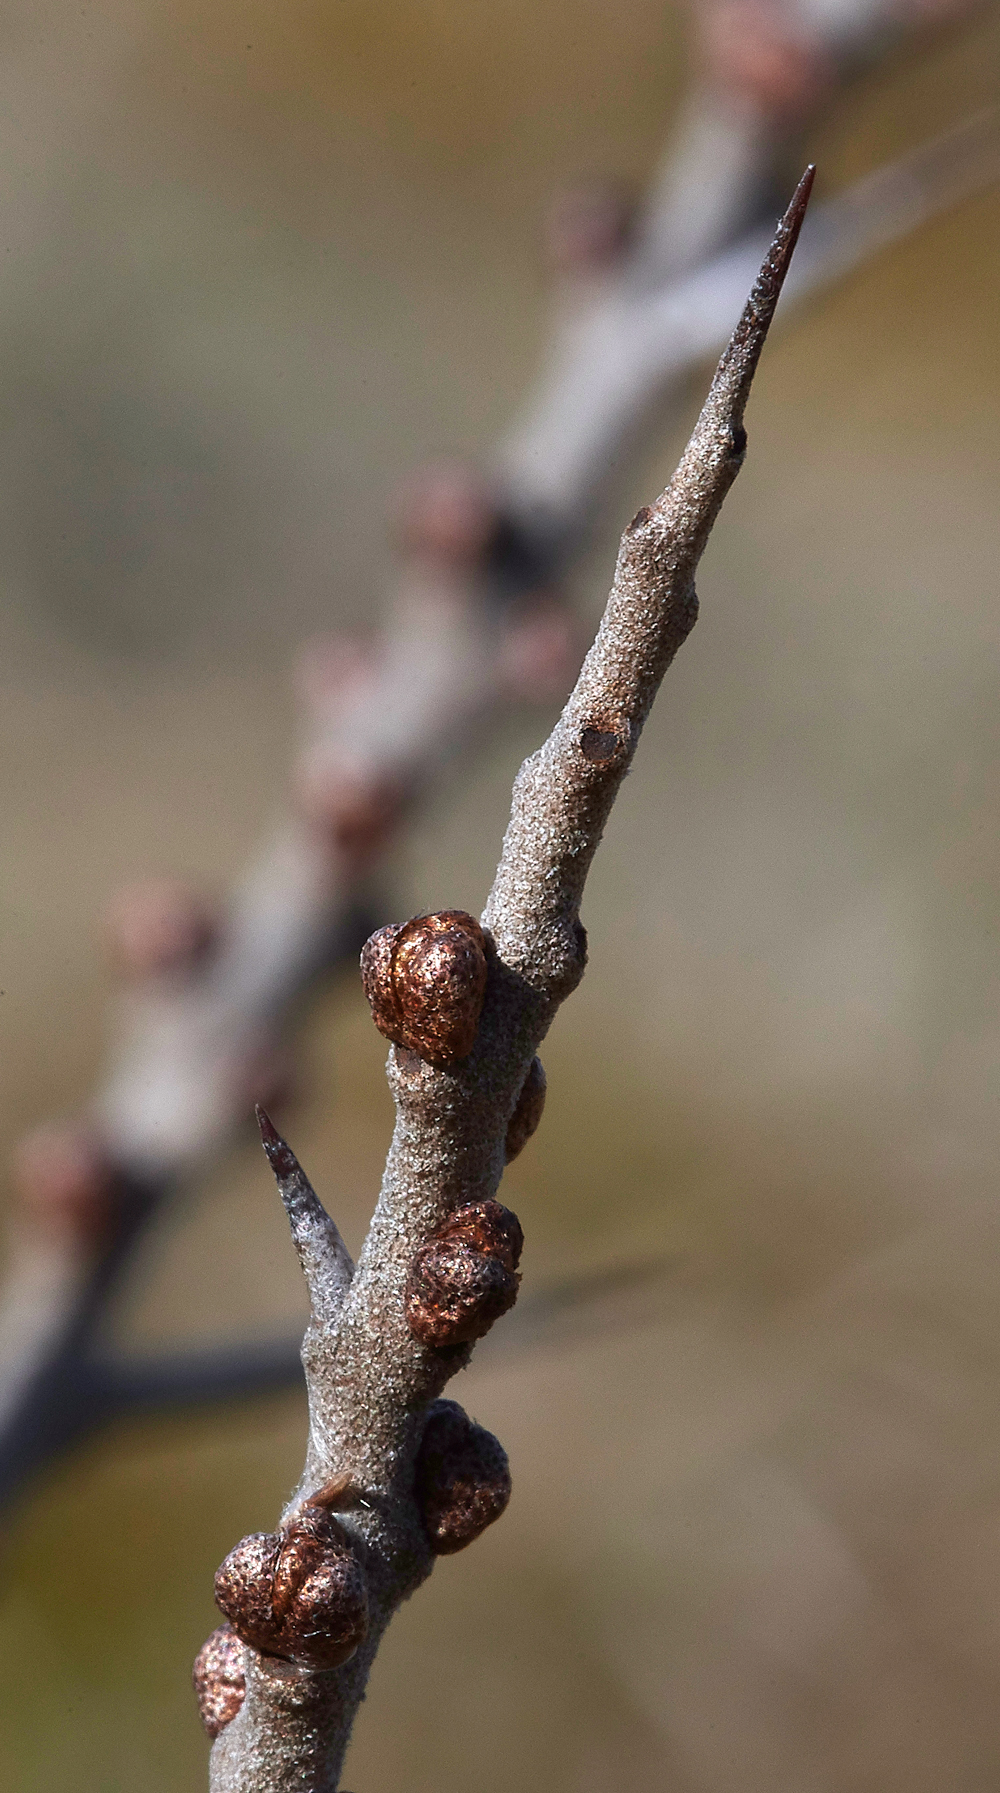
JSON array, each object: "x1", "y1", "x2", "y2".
[
  {"x1": 637, "y1": 0, "x2": 986, "y2": 283},
  {"x1": 500, "y1": 105, "x2": 1000, "y2": 540},
  {"x1": 1, "y1": 0, "x2": 994, "y2": 1510},
  {"x1": 0, "y1": 563, "x2": 576, "y2": 1505},
  {"x1": 204, "y1": 170, "x2": 814, "y2": 1793}
]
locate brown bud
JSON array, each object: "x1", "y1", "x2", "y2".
[
  {"x1": 393, "y1": 461, "x2": 497, "y2": 567},
  {"x1": 193, "y1": 1624, "x2": 245, "y2": 1739},
  {"x1": 214, "y1": 1501, "x2": 367, "y2": 1671},
  {"x1": 12, "y1": 1123, "x2": 117, "y2": 1248},
  {"x1": 104, "y1": 879, "x2": 218, "y2": 979},
  {"x1": 546, "y1": 177, "x2": 636, "y2": 274},
  {"x1": 405, "y1": 1199, "x2": 523, "y2": 1347},
  {"x1": 415, "y1": 1399, "x2": 511, "y2": 1554},
  {"x1": 505, "y1": 1057, "x2": 547, "y2": 1163},
  {"x1": 360, "y1": 910, "x2": 487, "y2": 1066}
]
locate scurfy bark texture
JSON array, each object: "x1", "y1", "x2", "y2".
[{"x1": 207, "y1": 169, "x2": 815, "y2": 1793}]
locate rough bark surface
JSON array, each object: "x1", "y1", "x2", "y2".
[{"x1": 208, "y1": 168, "x2": 814, "y2": 1793}]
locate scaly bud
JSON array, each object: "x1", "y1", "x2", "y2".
[
  {"x1": 405, "y1": 1199, "x2": 523, "y2": 1348},
  {"x1": 360, "y1": 910, "x2": 487, "y2": 1067},
  {"x1": 414, "y1": 1399, "x2": 511, "y2": 1554},
  {"x1": 214, "y1": 1498, "x2": 367, "y2": 1672},
  {"x1": 193, "y1": 1624, "x2": 245, "y2": 1739}
]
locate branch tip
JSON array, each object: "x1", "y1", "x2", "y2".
[
  {"x1": 255, "y1": 1105, "x2": 318, "y2": 1215},
  {"x1": 255, "y1": 1104, "x2": 299, "y2": 1181},
  {"x1": 659, "y1": 165, "x2": 815, "y2": 515},
  {"x1": 774, "y1": 163, "x2": 815, "y2": 276},
  {"x1": 719, "y1": 163, "x2": 815, "y2": 398}
]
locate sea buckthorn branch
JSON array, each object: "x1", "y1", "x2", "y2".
[
  {"x1": 1, "y1": 27, "x2": 992, "y2": 1511},
  {"x1": 205, "y1": 170, "x2": 813, "y2": 1793}
]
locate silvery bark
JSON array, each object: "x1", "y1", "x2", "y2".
[{"x1": 209, "y1": 169, "x2": 815, "y2": 1793}]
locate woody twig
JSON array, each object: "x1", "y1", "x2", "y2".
[{"x1": 201, "y1": 168, "x2": 814, "y2": 1793}]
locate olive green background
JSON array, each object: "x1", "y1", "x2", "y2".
[{"x1": 0, "y1": 3, "x2": 999, "y2": 1789}]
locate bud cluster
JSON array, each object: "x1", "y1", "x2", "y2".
[{"x1": 213, "y1": 1494, "x2": 368, "y2": 1673}]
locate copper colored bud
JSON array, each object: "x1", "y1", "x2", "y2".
[
  {"x1": 104, "y1": 879, "x2": 218, "y2": 979},
  {"x1": 360, "y1": 910, "x2": 487, "y2": 1067},
  {"x1": 12, "y1": 1123, "x2": 117, "y2": 1247},
  {"x1": 415, "y1": 1399, "x2": 511, "y2": 1555},
  {"x1": 546, "y1": 177, "x2": 635, "y2": 273},
  {"x1": 193, "y1": 1624, "x2": 245, "y2": 1739},
  {"x1": 394, "y1": 462, "x2": 497, "y2": 566},
  {"x1": 214, "y1": 1503, "x2": 368, "y2": 1672},
  {"x1": 505, "y1": 1057, "x2": 546, "y2": 1162},
  {"x1": 405, "y1": 1199, "x2": 524, "y2": 1348}
]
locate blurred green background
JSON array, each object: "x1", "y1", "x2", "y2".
[{"x1": 1, "y1": 2, "x2": 1000, "y2": 1789}]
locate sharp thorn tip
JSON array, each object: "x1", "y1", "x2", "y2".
[
  {"x1": 255, "y1": 1104, "x2": 278, "y2": 1145},
  {"x1": 776, "y1": 165, "x2": 815, "y2": 255},
  {"x1": 255, "y1": 1106, "x2": 299, "y2": 1180},
  {"x1": 748, "y1": 164, "x2": 816, "y2": 320}
]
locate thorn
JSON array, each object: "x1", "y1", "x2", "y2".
[
  {"x1": 255, "y1": 1108, "x2": 354, "y2": 1318},
  {"x1": 662, "y1": 166, "x2": 815, "y2": 509},
  {"x1": 717, "y1": 165, "x2": 815, "y2": 404},
  {"x1": 255, "y1": 1107, "x2": 327, "y2": 1223},
  {"x1": 255, "y1": 1104, "x2": 298, "y2": 1179},
  {"x1": 745, "y1": 165, "x2": 815, "y2": 333}
]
